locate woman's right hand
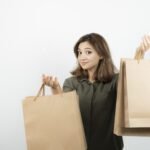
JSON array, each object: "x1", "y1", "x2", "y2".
[{"x1": 42, "y1": 74, "x2": 62, "y2": 94}]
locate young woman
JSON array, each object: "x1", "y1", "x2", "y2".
[{"x1": 42, "y1": 33, "x2": 150, "y2": 150}]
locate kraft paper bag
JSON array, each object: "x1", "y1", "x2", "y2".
[
  {"x1": 114, "y1": 58, "x2": 150, "y2": 136},
  {"x1": 124, "y1": 59, "x2": 150, "y2": 127},
  {"x1": 22, "y1": 84, "x2": 87, "y2": 150}
]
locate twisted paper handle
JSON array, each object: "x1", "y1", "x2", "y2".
[{"x1": 33, "y1": 83, "x2": 45, "y2": 101}]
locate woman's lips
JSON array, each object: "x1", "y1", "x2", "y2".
[{"x1": 80, "y1": 62, "x2": 88, "y2": 65}]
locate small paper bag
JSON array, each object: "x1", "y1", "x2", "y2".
[{"x1": 22, "y1": 84, "x2": 87, "y2": 150}]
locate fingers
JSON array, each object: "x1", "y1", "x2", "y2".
[
  {"x1": 42, "y1": 74, "x2": 50, "y2": 85},
  {"x1": 42, "y1": 74, "x2": 60, "y2": 88},
  {"x1": 144, "y1": 35, "x2": 150, "y2": 49},
  {"x1": 53, "y1": 77, "x2": 60, "y2": 88},
  {"x1": 46, "y1": 76, "x2": 51, "y2": 86},
  {"x1": 139, "y1": 35, "x2": 150, "y2": 52}
]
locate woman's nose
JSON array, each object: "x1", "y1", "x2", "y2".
[{"x1": 78, "y1": 53, "x2": 86, "y2": 59}]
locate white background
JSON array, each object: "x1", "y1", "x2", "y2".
[{"x1": 0, "y1": 0, "x2": 150, "y2": 149}]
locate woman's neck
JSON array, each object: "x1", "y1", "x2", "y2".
[{"x1": 88, "y1": 70, "x2": 95, "y2": 83}]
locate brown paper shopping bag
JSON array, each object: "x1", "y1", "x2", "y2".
[
  {"x1": 124, "y1": 59, "x2": 150, "y2": 127},
  {"x1": 114, "y1": 58, "x2": 150, "y2": 136},
  {"x1": 22, "y1": 84, "x2": 87, "y2": 150}
]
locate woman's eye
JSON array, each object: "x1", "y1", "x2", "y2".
[
  {"x1": 78, "y1": 51, "x2": 92, "y2": 55},
  {"x1": 86, "y1": 51, "x2": 92, "y2": 54},
  {"x1": 78, "y1": 51, "x2": 82, "y2": 55}
]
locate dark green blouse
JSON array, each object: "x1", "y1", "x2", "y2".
[{"x1": 63, "y1": 74, "x2": 123, "y2": 150}]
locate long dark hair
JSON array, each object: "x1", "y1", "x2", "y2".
[{"x1": 71, "y1": 33, "x2": 117, "y2": 82}]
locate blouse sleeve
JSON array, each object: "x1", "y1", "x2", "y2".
[{"x1": 63, "y1": 77, "x2": 75, "y2": 92}]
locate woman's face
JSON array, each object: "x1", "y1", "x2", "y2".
[{"x1": 77, "y1": 41, "x2": 101, "y2": 72}]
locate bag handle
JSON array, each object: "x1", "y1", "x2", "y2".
[
  {"x1": 33, "y1": 83, "x2": 45, "y2": 101},
  {"x1": 37, "y1": 83, "x2": 45, "y2": 96}
]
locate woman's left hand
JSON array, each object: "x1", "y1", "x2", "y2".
[
  {"x1": 134, "y1": 35, "x2": 150, "y2": 59},
  {"x1": 138, "y1": 35, "x2": 150, "y2": 52}
]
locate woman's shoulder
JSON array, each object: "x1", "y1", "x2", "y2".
[
  {"x1": 64, "y1": 76, "x2": 78, "y2": 83},
  {"x1": 112, "y1": 73, "x2": 119, "y2": 81},
  {"x1": 111, "y1": 73, "x2": 119, "y2": 90},
  {"x1": 63, "y1": 76, "x2": 79, "y2": 91},
  {"x1": 103, "y1": 73, "x2": 119, "y2": 90}
]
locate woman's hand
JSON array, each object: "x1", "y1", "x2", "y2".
[
  {"x1": 42, "y1": 74, "x2": 59, "y2": 88},
  {"x1": 139, "y1": 35, "x2": 150, "y2": 52},
  {"x1": 134, "y1": 35, "x2": 150, "y2": 59},
  {"x1": 42, "y1": 74, "x2": 62, "y2": 94}
]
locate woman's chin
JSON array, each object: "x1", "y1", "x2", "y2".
[{"x1": 81, "y1": 66, "x2": 88, "y2": 70}]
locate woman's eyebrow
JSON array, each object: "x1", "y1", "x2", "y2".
[
  {"x1": 85, "y1": 48, "x2": 92, "y2": 50},
  {"x1": 78, "y1": 47, "x2": 92, "y2": 51}
]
